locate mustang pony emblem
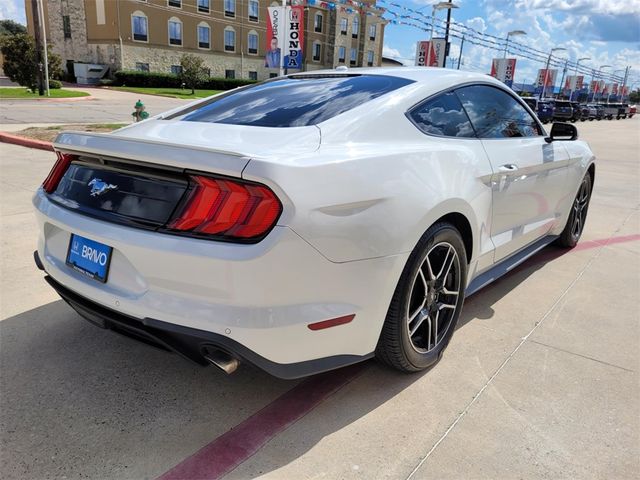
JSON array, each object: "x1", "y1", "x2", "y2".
[{"x1": 88, "y1": 178, "x2": 118, "y2": 197}]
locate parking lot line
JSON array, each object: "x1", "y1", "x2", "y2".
[{"x1": 157, "y1": 363, "x2": 368, "y2": 480}]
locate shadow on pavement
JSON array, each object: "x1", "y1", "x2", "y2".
[{"x1": 0, "y1": 245, "x2": 571, "y2": 479}]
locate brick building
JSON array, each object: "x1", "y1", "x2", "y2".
[{"x1": 25, "y1": 0, "x2": 386, "y2": 81}]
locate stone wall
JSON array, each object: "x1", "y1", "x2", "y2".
[
  {"x1": 46, "y1": 0, "x2": 92, "y2": 66},
  {"x1": 122, "y1": 44, "x2": 277, "y2": 80}
]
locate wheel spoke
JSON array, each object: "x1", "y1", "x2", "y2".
[
  {"x1": 424, "y1": 254, "x2": 436, "y2": 280},
  {"x1": 410, "y1": 312, "x2": 428, "y2": 336},
  {"x1": 436, "y1": 246, "x2": 454, "y2": 280},
  {"x1": 433, "y1": 310, "x2": 439, "y2": 345},
  {"x1": 442, "y1": 287, "x2": 459, "y2": 296},
  {"x1": 438, "y1": 302, "x2": 456, "y2": 311},
  {"x1": 418, "y1": 269, "x2": 428, "y2": 292},
  {"x1": 408, "y1": 301, "x2": 426, "y2": 324}
]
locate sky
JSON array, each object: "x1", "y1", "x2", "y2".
[
  {"x1": 1, "y1": 0, "x2": 638, "y2": 87},
  {"x1": 381, "y1": 0, "x2": 640, "y2": 87}
]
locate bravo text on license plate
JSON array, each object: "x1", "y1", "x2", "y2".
[{"x1": 66, "y1": 234, "x2": 113, "y2": 283}]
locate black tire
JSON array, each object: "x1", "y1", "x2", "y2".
[
  {"x1": 376, "y1": 223, "x2": 467, "y2": 372},
  {"x1": 555, "y1": 171, "x2": 592, "y2": 248}
]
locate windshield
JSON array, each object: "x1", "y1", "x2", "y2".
[{"x1": 171, "y1": 75, "x2": 414, "y2": 128}]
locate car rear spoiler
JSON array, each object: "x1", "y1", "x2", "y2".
[{"x1": 53, "y1": 131, "x2": 250, "y2": 178}]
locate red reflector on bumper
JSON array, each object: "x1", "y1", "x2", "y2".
[{"x1": 307, "y1": 314, "x2": 355, "y2": 331}]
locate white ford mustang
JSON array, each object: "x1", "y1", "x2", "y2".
[{"x1": 33, "y1": 68, "x2": 595, "y2": 378}]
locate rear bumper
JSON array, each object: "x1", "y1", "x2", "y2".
[
  {"x1": 40, "y1": 268, "x2": 370, "y2": 379},
  {"x1": 33, "y1": 189, "x2": 408, "y2": 371}
]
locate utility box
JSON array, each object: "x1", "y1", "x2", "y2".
[{"x1": 73, "y1": 63, "x2": 108, "y2": 85}]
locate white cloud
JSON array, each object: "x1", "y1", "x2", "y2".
[{"x1": 0, "y1": 0, "x2": 25, "y2": 24}]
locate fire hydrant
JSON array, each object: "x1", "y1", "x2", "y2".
[{"x1": 132, "y1": 99, "x2": 149, "y2": 122}]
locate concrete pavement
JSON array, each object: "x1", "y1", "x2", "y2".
[
  {"x1": 0, "y1": 118, "x2": 638, "y2": 479},
  {"x1": 0, "y1": 87, "x2": 189, "y2": 126}
]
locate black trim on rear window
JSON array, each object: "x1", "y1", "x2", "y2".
[{"x1": 169, "y1": 74, "x2": 414, "y2": 128}]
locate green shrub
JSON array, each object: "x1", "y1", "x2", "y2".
[
  {"x1": 48, "y1": 79, "x2": 62, "y2": 89},
  {"x1": 113, "y1": 70, "x2": 256, "y2": 90}
]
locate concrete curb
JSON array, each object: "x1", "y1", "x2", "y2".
[
  {"x1": 0, "y1": 132, "x2": 54, "y2": 151},
  {"x1": 2, "y1": 95, "x2": 94, "y2": 102}
]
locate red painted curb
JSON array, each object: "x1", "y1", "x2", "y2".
[
  {"x1": 157, "y1": 363, "x2": 369, "y2": 480},
  {"x1": 0, "y1": 132, "x2": 54, "y2": 151}
]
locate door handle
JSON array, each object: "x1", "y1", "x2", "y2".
[{"x1": 498, "y1": 164, "x2": 518, "y2": 172}]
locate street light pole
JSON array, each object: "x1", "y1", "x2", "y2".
[
  {"x1": 425, "y1": 2, "x2": 458, "y2": 68},
  {"x1": 539, "y1": 47, "x2": 566, "y2": 100},
  {"x1": 569, "y1": 57, "x2": 590, "y2": 101},
  {"x1": 503, "y1": 30, "x2": 526, "y2": 58}
]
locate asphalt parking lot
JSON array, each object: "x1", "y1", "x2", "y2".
[{"x1": 1, "y1": 117, "x2": 639, "y2": 479}]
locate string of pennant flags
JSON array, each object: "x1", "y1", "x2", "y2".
[{"x1": 286, "y1": 0, "x2": 630, "y2": 86}]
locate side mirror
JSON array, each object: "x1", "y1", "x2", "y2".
[{"x1": 545, "y1": 122, "x2": 578, "y2": 143}]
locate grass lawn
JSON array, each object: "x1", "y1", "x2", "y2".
[
  {"x1": 0, "y1": 87, "x2": 90, "y2": 99},
  {"x1": 110, "y1": 86, "x2": 222, "y2": 99}
]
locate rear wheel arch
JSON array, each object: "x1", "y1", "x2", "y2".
[{"x1": 434, "y1": 212, "x2": 473, "y2": 264}]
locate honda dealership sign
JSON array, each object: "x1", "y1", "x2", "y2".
[
  {"x1": 266, "y1": 5, "x2": 304, "y2": 70},
  {"x1": 490, "y1": 58, "x2": 517, "y2": 87},
  {"x1": 415, "y1": 39, "x2": 446, "y2": 67}
]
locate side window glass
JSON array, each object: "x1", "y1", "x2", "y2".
[
  {"x1": 408, "y1": 92, "x2": 475, "y2": 138},
  {"x1": 455, "y1": 85, "x2": 543, "y2": 138}
]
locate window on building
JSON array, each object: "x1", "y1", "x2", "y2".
[
  {"x1": 248, "y1": 31, "x2": 258, "y2": 54},
  {"x1": 249, "y1": 71, "x2": 258, "y2": 81},
  {"x1": 248, "y1": 0, "x2": 259, "y2": 22},
  {"x1": 168, "y1": 0, "x2": 181, "y2": 8},
  {"x1": 314, "y1": 13, "x2": 323, "y2": 33},
  {"x1": 171, "y1": 65, "x2": 183, "y2": 75},
  {"x1": 455, "y1": 85, "x2": 543, "y2": 138},
  {"x1": 135, "y1": 62, "x2": 150, "y2": 72},
  {"x1": 340, "y1": 18, "x2": 348, "y2": 35},
  {"x1": 168, "y1": 18, "x2": 182, "y2": 46},
  {"x1": 369, "y1": 24, "x2": 376, "y2": 40},
  {"x1": 62, "y1": 15, "x2": 71, "y2": 39},
  {"x1": 225, "y1": 69, "x2": 235, "y2": 79},
  {"x1": 367, "y1": 50, "x2": 374, "y2": 66},
  {"x1": 350, "y1": 47, "x2": 357, "y2": 66},
  {"x1": 224, "y1": 27, "x2": 235, "y2": 51},
  {"x1": 132, "y1": 12, "x2": 148, "y2": 42},
  {"x1": 338, "y1": 46, "x2": 346, "y2": 63},
  {"x1": 408, "y1": 92, "x2": 475, "y2": 138},
  {"x1": 224, "y1": 0, "x2": 235, "y2": 17},
  {"x1": 197, "y1": 0, "x2": 209, "y2": 13},
  {"x1": 198, "y1": 23, "x2": 210, "y2": 49},
  {"x1": 352, "y1": 16, "x2": 359, "y2": 38},
  {"x1": 312, "y1": 41, "x2": 321, "y2": 62}
]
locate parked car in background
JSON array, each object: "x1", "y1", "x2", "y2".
[
  {"x1": 619, "y1": 103, "x2": 630, "y2": 119},
  {"x1": 570, "y1": 102, "x2": 583, "y2": 122},
  {"x1": 587, "y1": 103, "x2": 604, "y2": 120},
  {"x1": 629, "y1": 105, "x2": 636, "y2": 118},
  {"x1": 522, "y1": 97, "x2": 554, "y2": 124},
  {"x1": 32, "y1": 69, "x2": 596, "y2": 378},
  {"x1": 551, "y1": 99, "x2": 573, "y2": 121},
  {"x1": 601, "y1": 103, "x2": 618, "y2": 120},
  {"x1": 583, "y1": 104, "x2": 597, "y2": 121}
]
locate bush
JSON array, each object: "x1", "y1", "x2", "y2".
[
  {"x1": 48, "y1": 79, "x2": 62, "y2": 89},
  {"x1": 114, "y1": 70, "x2": 256, "y2": 90},
  {"x1": 0, "y1": 33, "x2": 64, "y2": 91}
]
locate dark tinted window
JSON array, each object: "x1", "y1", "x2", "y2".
[
  {"x1": 408, "y1": 92, "x2": 475, "y2": 138},
  {"x1": 456, "y1": 85, "x2": 543, "y2": 138},
  {"x1": 178, "y1": 75, "x2": 414, "y2": 127}
]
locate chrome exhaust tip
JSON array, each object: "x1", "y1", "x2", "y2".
[{"x1": 203, "y1": 348, "x2": 240, "y2": 375}]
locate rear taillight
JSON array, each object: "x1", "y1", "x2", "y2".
[
  {"x1": 168, "y1": 175, "x2": 282, "y2": 241},
  {"x1": 42, "y1": 152, "x2": 73, "y2": 193}
]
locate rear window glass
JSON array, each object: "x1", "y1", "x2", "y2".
[{"x1": 174, "y1": 75, "x2": 414, "y2": 127}]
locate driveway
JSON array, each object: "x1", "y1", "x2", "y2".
[
  {"x1": 0, "y1": 118, "x2": 638, "y2": 479},
  {"x1": 0, "y1": 87, "x2": 189, "y2": 126}
]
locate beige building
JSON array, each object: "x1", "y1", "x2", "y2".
[{"x1": 25, "y1": 0, "x2": 386, "y2": 81}]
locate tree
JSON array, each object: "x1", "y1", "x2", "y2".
[
  {"x1": 0, "y1": 33, "x2": 63, "y2": 92},
  {"x1": 0, "y1": 19, "x2": 27, "y2": 36},
  {"x1": 179, "y1": 54, "x2": 207, "y2": 95},
  {"x1": 629, "y1": 89, "x2": 640, "y2": 104}
]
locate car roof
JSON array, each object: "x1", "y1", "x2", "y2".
[{"x1": 288, "y1": 66, "x2": 504, "y2": 89}]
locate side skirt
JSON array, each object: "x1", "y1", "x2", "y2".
[{"x1": 465, "y1": 235, "x2": 559, "y2": 296}]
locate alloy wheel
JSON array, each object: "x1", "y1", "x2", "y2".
[
  {"x1": 406, "y1": 242, "x2": 461, "y2": 353},
  {"x1": 571, "y1": 176, "x2": 591, "y2": 240}
]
